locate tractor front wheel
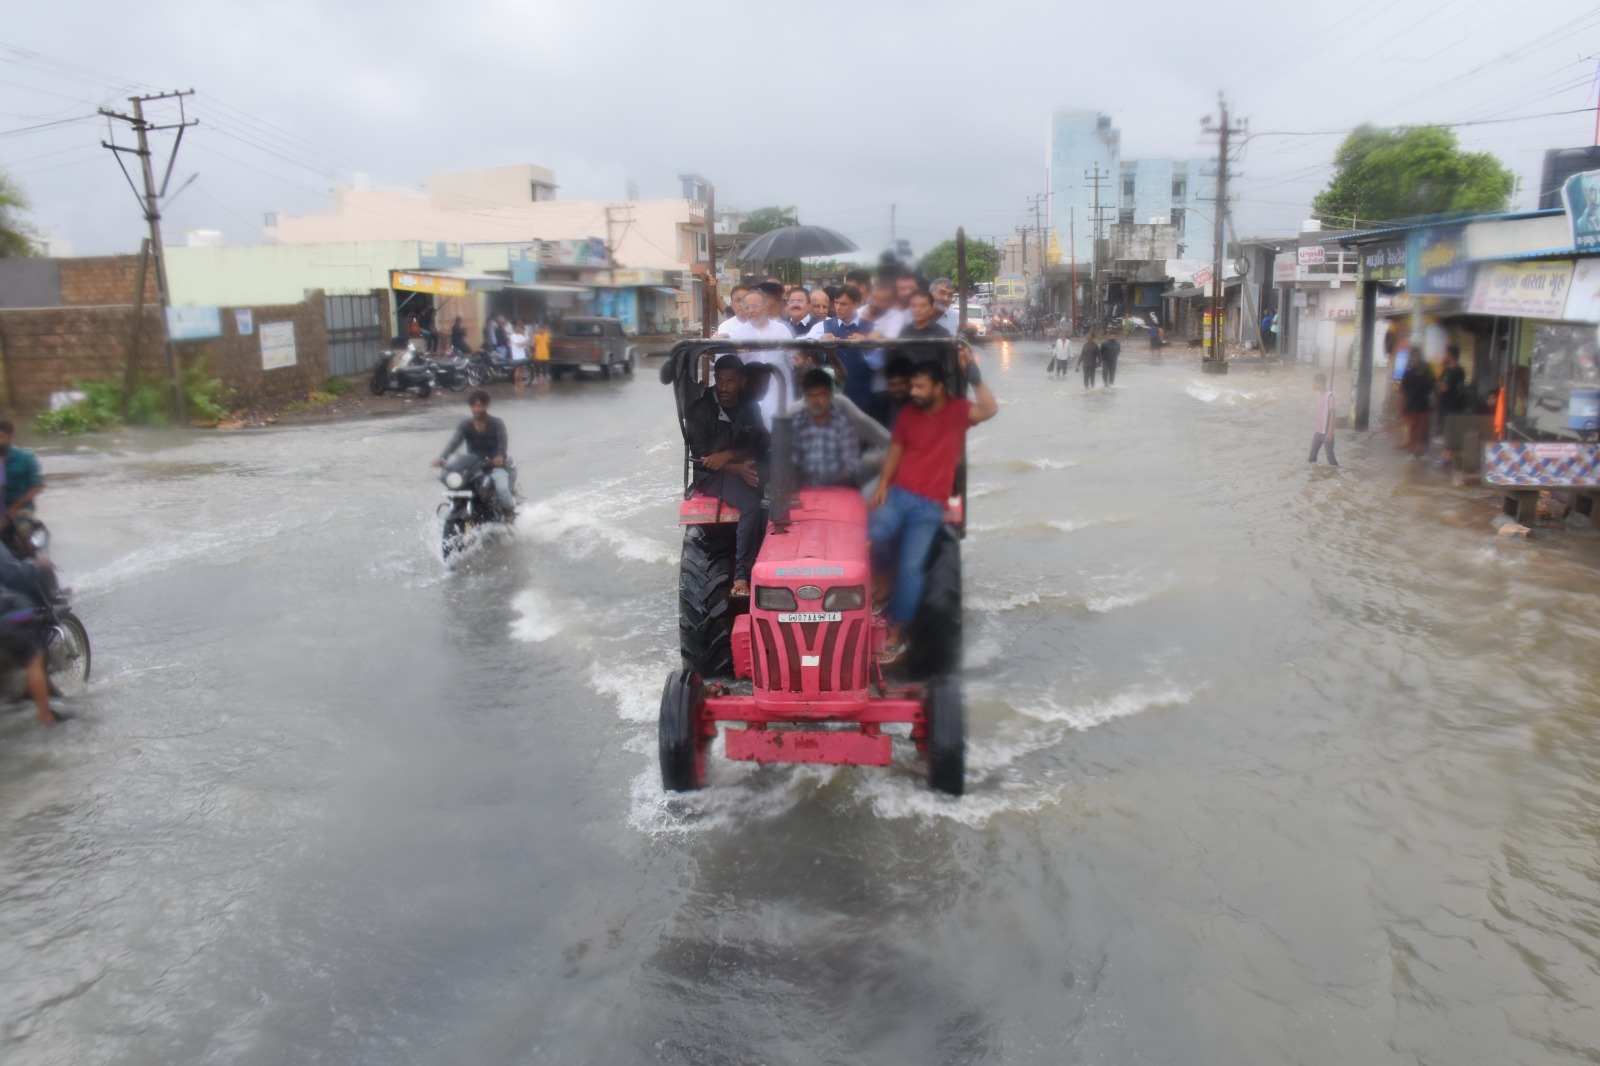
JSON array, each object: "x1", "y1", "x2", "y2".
[
  {"x1": 925, "y1": 674, "x2": 965, "y2": 796},
  {"x1": 659, "y1": 669, "x2": 708, "y2": 792}
]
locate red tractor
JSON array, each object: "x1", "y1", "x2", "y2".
[{"x1": 658, "y1": 338, "x2": 968, "y2": 795}]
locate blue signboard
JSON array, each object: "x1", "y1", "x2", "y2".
[
  {"x1": 1407, "y1": 226, "x2": 1468, "y2": 296},
  {"x1": 1564, "y1": 170, "x2": 1600, "y2": 253},
  {"x1": 165, "y1": 306, "x2": 223, "y2": 341}
]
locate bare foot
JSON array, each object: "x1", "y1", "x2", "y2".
[
  {"x1": 730, "y1": 580, "x2": 750, "y2": 598},
  {"x1": 38, "y1": 708, "x2": 59, "y2": 725}
]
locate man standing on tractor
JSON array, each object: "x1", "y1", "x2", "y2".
[
  {"x1": 868, "y1": 344, "x2": 998, "y2": 659},
  {"x1": 686, "y1": 355, "x2": 769, "y2": 599},
  {"x1": 793, "y1": 368, "x2": 862, "y2": 487}
]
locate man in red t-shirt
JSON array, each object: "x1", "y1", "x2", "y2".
[{"x1": 868, "y1": 343, "x2": 998, "y2": 655}]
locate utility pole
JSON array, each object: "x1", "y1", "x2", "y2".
[
  {"x1": 100, "y1": 89, "x2": 197, "y2": 422},
  {"x1": 1084, "y1": 164, "x2": 1110, "y2": 328},
  {"x1": 1201, "y1": 95, "x2": 1247, "y2": 375},
  {"x1": 702, "y1": 185, "x2": 717, "y2": 338},
  {"x1": 1026, "y1": 193, "x2": 1047, "y2": 312},
  {"x1": 1068, "y1": 206, "x2": 1077, "y2": 330}
]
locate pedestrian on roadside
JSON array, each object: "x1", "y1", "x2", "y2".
[
  {"x1": 508, "y1": 320, "x2": 530, "y2": 394},
  {"x1": 1080, "y1": 331, "x2": 1101, "y2": 389},
  {"x1": 1309, "y1": 372, "x2": 1338, "y2": 467},
  {"x1": 450, "y1": 315, "x2": 468, "y2": 355},
  {"x1": 1261, "y1": 310, "x2": 1275, "y2": 354},
  {"x1": 1100, "y1": 333, "x2": 1121, "y2": 386},
  {"x1": 533, "y1": 321, "x2": 552, "y2": 386},
  {"x1": 1436, "y1": 344, "x2": 1467, "y2": 466},
  {"x1": 1400, "y1": 346, "x2": 1435, "y2": 457}
]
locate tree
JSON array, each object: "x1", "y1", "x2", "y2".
[
  {"x1": 739, "y1": 206, "x2": 798, "y2": 234},
  {"x1": 0, "y1": 172, "x2": 39, "y2": 258},
  {"x1": 1311, "y1": 125, "x2": 1514, "y2": 227},
  {"x1": 918, "y1": 239, "x2": 999, "y2": 286}
]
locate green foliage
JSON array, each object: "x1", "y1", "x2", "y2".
[
  {"x1": 0, "y1": 171, "x2": 39, "y2": 258},
  {"x1": 739, "y1": 206, "x2": 798, "y2": 234},
  {"x1": 34, "y1": 381, "x2": 124, "y2": 435},
  {"x1": 182, "y1": 359, "x2": 234, "y2": 423},
  {"x1": 323, "y1": 377, "x2": 355, "y2": 396},
  {"x1": 1312, "y1": 125, "x2": 1515, "y2": 226},
  {"x1": 919, "y1": 239, "x2": 999, "y2": 286}
]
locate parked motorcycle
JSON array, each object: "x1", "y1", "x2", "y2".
[
  {"x1": 370, "y1": 344, "x2": 436, "y2": 397},
  {"x1": 425, "y1": 352, "x2": 477, "y2": 392},
  {"x1": 437, "y1": 456, "x2": 516, "y2": 558},
  {"x1": 471, "y1": 347, "x2": 532, "y2": 388}
]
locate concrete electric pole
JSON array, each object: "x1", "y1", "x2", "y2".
[
  {"x1": 1201, "y1": 96, "x2": 1248, "y2": 375},
  {"x1": 1084, "y1": 164, "x2": 1110, "y2": 328},
  {"x1": 100, "y1": 89, "x2": 198, "y2": 423}
]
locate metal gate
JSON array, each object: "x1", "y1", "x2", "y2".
[{"x1": 325, "y1": 294, "x2": 384, "y2": 378}]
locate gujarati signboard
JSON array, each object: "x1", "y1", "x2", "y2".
[{"x1": 1467, "y1": 260, "x2": 1575, "y2": 319}]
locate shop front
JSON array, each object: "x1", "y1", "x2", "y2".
[{"x1": 389, "y1": 269, "x2": 471, "y2": 350}]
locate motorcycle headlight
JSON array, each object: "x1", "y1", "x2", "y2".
[
  {"x1": 445, "y1": 471, "x2": 464, "y2": 489},
  {"x1": 29, "y1": 527, "x2": 49, "y2": 551}
]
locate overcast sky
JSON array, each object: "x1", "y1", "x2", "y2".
[{"x1": 3, "y1": 0, "x2": 1599, "y2": 260}]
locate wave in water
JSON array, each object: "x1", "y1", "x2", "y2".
[
  {"x1": 1017, "y1": 684, "x2": 1195, "y2": 731},
  {"x1": 510, "y1": 589, "x2": 565, "y2": 642}
]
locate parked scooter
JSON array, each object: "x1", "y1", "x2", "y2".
[{"x1": 370, "y1": 343, "x2": 436, "y2": 397}]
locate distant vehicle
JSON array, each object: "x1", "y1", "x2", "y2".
[
  {"x1": 548, "y1": 317, "x2": 636, "y2": 381},
  {"x1": 963, "y1": 305, "x2": 988, "y2": 337}
]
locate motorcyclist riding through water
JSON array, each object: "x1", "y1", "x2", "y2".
[{"x1": 433, "y1": 390, "x2": 515, "y2": 520}]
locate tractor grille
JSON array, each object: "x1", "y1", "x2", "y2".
[{"x1": 752, "y1": 616, "x2": 867, "y2": 694}]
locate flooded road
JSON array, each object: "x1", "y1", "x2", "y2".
[{"x1": 4, "y1": 339, "x2": 1600, "y2": 1064}]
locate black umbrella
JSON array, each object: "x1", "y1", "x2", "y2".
[{"x1": 735, "y1": 224, "x2": 859, "y2": 262}]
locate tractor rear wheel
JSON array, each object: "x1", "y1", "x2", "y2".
[
  {"x1": 904, "y1": 528, "x2": 962, "y2": 681},
  {"x1": 679, "y1": 524, "x2": 736, "y2": 678},
  {"x1": 925, "y1": 674, "x2": 965, "y2": 796},
  {"x1": 659, "y1": 669, "x2": 708, "y2": 791}
]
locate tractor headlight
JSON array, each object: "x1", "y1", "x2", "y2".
[
  {"x1": 824, "y1": 586, "x2": 865, "y2": 611},
  {"x1": 755, "y1": 586, "x2": 797, "y2": 611},
  {"x1": 445, "y1": 471, "x2": 464, "y2": 489}
]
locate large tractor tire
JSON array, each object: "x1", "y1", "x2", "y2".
[
  {"x1": 678, "y1": 524, "x2": 736, "y2": 678},
  {"x1": 925, "y1": 674, "x2": 965, "y2": 796},
  {"x1": 659, "y1": 669, "x2": 708, "y2": 792},
  {"x1": 904, "y1": 528, "x2": 962, "y2": 681}
]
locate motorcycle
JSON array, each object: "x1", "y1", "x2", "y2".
[
  {"x1": 471, "y1": 347, "x2": 533, "y2": 388},
  {"x1": 425, "y1": 352, "x2": 478, "y2": 391},
  {"x1": 438, "y1": 456, "x2": 517, "y2": 558},
  {"x1": 0, "y1": 525, "x2": 91, "y2": 700},
  {"x1": 370, "y1": 344, "x2": 436, "y2": 397}
]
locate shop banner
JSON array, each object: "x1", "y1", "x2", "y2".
[
  {"x1": 1484, "y1": 440, "x2": 1600, "y2": 487},
  {"x1": 391, "y1": 271, "x2": 467, "y2": 297},
  {"x1": 1297, "y1": 246, "x2": 1324, "y2": 266},
  {"x1": 1274, "y1": 260, "x2": 1298, "y2": 283},
  {"x1": 1468, "y1": 260, "x2": 1574, "y2": 318},
  {"x1": 1565, "y1": 257, "x2": 1600, "y2": 323},
  {"x1": 1359, "y1": 241, "x2": 1407, "y2": 281},
  {"x1": 538, "y1": 238, "x2": 609, "y2": 268},
  {"x1": 1562, "y1": 169, "x2": 1600, "y2": 253},
  {"x1": 1407, "y1": 226, "x2": 1468, "y2": 295}
]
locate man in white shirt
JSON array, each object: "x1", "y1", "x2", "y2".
[
  {"x1": 717, "y1": 289, "x2": 794, "y2": 427},
  {"x1": 931, "y1": 278, "x2": 960, "y2": 334},
  {"x1": 717, "y1": 284, "x2": 751, "y2": 334}
]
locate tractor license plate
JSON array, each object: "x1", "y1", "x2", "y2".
[{"x1": 778, "y1": 611, "x2": 841, "y2": 623}]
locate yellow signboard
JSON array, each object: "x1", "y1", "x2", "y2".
[{"x1": 390, "y1": 271, "x2": 468, "y2": 297}]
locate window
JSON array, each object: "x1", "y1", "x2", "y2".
[
  {"x1": 1171, "y1": 208, "x2": 1186, "y2": 239},
  {"x1": 1172, "y1": 180, "x2": 1186, "y2": 202},
  {"x1": 697, "y1": 230, "x2": 708, "y2": 257},
  {"x1": 562, "y1": 321, "x2": 605, "y2": 337},
  {"x1": 1122, "y1": 178, "x2": 1135, "y2": 201},
  {"x1": 1118, "y1": 208, "x2": 1134, "y2": 226}
]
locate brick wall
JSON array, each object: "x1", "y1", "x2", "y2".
[
  {"x1": 58, "y1": 255, "x2": 156, "y2": 307},
  {"x1": 0, "y1": 291, "x2": 330, "y2": 414}
]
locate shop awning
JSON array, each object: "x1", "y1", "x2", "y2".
[
  {"x1": 506, "y1": 283, "x2": 591, "y2": 293},
  {"x1": 652, "y1": 287, "x2": 681, "y2": 296}
]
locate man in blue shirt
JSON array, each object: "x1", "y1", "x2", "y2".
[{"x1": 0, "y1": 419, "x2": 43, "y2": 557}]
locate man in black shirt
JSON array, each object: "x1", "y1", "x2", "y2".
[
  {"x1": 1100, "y1": 333, "x2": 1121, "y2": 385},
  {"x1": 897, "y1": 289, "x2": 952, "y2": 367},
  {"x1": 1400, "y1": 352, "x2": 1436, "y2": 456},
  {"x1": 434, "y1": 390, "x2": 515, "y2": 516},
  {"x1": 1080, "y1": 331, "x2": 1101, "y2": 388},
  {"x1": 685, "y1": 355, "x2": 769, "y2": 597}
]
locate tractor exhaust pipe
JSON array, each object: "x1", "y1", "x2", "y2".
[{"x1": 769, "y1": 413, "x2": 794, "y2": 530}]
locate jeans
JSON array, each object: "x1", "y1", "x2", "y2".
[
  {"x1": 1102, "y1": 353, "x2": 1118, "y2": 385},
  {"x1": 695, "y1": 472, "x2": 763, "y2": 581},
  {"x1": 869, "y1": 486, "x2": 946, "y2": 627},
  {"x1": 1308, "y1": 433, "x2": 1338, "y2": 465},
  {"x1": 489, "y1": 468, "x2": 514, "y2": 509}
]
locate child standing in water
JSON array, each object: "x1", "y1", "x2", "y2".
[{"x1": 1309, "y1": 373, "x2": 1338, "y2": 467}]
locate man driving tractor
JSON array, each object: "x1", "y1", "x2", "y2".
[{"x1": 685, "y1": 354, "x2": 769, "y2": 599}]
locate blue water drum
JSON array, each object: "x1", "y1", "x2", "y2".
[{"x1": 1569, "y1": 388, "x2": 1600, "y2": 433}]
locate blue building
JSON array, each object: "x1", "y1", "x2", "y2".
[{"x1": 1049, "y1": 111, "x2": 1215, "y2": 264}]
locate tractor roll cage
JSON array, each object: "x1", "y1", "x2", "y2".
[{"x1": 660, "y1": 336, "x2": 971, "y2": 538}]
